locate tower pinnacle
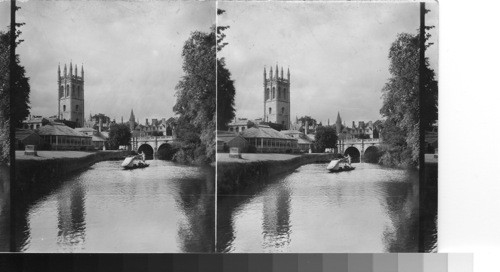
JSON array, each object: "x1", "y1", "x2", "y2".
[{"x1": 264, "y1": 66, "x2": 267, "y2": 83}]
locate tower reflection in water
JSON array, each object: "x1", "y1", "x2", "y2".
[
  {"x1": 56, "y1": 181, "x2": 86, "y2": 250},
  {"x1": 262, "y1": 185, "x2": 291, "y2": 251}
]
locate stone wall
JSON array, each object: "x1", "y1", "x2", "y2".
[
  {"x1": 217, "y1": 153, "x2": 336, "y2": 195},
  {"x1": 15, "y1": 151, "x2": 130, "y2": 191}
]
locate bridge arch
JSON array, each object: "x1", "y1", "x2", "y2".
[
  {"x1": 364, "y1": 145, "x2": 380, "y2": 163},
  {"x1": 157, "y1": 143, "x2": 177, "y2": 161},
  {"x1": 344, "y1": 146, "x2": 361, "y2": 163},
  {"x1": 137, "y1": 144, "x2": 154, "y2": 160}
]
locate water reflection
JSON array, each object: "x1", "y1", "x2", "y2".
[
  {"x1": 56, "y1": 181, "x2": 86, "y2": 250},
  {"x1": 0, "y1": 164, "x2": 9, "y2": 252},
  {"x1": 217, "y1": 163, "x2": 437, "y2": 252},
  {"x1": 14, "y1": 160, "x2": 214, "y2": 252}
]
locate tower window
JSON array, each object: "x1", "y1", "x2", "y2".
[
  {"x1": 278, "y1": 88, "x2": 281, "y2": 98},
  {"x1": 66, "y1": 85, "x2": 69, "y2": 97},
  {"x1": 272, "y1": 87, "x2": 275, "y2": 99},
  {"x1": 59, "y1": 86, "x2": 64, "y2": 98},
  {"x1": 266, "y1": 88, "x2": 270, "y2": 100},
  {"x1": 76, "y1": 105, "x2": 79, "y2": 111},
  {"x1": 269, "y1": 107, "x2": 272, "y2": 114},
  {"x1": 63, "y1": 105, "x2": 66, "y2": 111},
  {"x1": 284, "y1": 89, "x2": 287, "y2": 99},
  {"x1": 282, "y1": 107, "x2": 285, "y2": 114}
]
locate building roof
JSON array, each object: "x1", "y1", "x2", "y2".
[
  {"x1": 74, "y1": 127, "x2": 95, "y2": 133},
  {"x1": 15, "y1": 129, "x2": 40, "y2": 141},
  {"x1": 241, "y1": 126, "x2": 296, "y2": 140},
  {"x1": 281, "y1": 129, "x2": 302, "y2": 135},
  {"x1": 217, "y1": 134, "x2": 246, "y2": 143},
  {"x1": 37, "y1": 122, "x2": 90, "y2": 137},
  {"x1": 23, "y1": 117, "x2": 49, "y2": 124},
  {"x1": 297, "y1": 137, "x2": 313, "y2": 144}
]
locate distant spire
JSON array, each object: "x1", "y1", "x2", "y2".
[
  {"x1": 275, "y1": 63, "x2": 278, "y2": 78},
  {"x1": 336, "y1": 112, "x2": 342, "y2": 124},
  {"x1": 64, "y1": 64, "x2": 67, "y2": 76},
  {"x1": 129, "y1": 109, "x2": 135, "y2": 122},
  {"x1": 287, "y1": 67, "x2": 290, "y2": 80},
  {"x1": 75, "y1": 64, "x2": 78, "y2": 77},
  {"x1": 81, "y1": 64, "x2": 84, "y2": 80},
  {"x1": 263, "y1": 66, "x2": 267, "y2": 83},
  {"x1": 69, "y1": 61, "x2": 73, "y2": 76},
  {"x1": 280, "y1": 67, "x2": 284, "y2": 79},
  {"x1": 58, "y1": 63, "x2": 61, "y2": 80},
  {"x1": 270, "y1": 65, "x2": 273, "y2": 79}
]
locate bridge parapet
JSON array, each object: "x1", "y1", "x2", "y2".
[
  {"x1": 343, "y1": 138, "x2": 381, "y2": 144},
  {"x1": 134, "y1": 136, "x2": 173, "y2": 141}
]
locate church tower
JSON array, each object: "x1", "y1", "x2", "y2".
[
  {"x1": 129, "y1": 109, "x2": 136, "y2": 131},
  {"x1": 58, "y1": 62, "x2": 85, "y2": 127},
  {"x1": 336, "y1": 112, "x2": 342, "y2": 135},
  {"x1": 263, "y1": 64, "x2": 291, "y2": 129}
]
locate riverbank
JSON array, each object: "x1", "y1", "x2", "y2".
[
  {"x1": 15, "y1": 150, "x2": 131, "y2": 190},
  {"x1": 217, "y1": 152, "x2": 337, "y2": 195}
]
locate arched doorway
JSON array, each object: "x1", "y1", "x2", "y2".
[
  {"x1": 344, "y1": 146, "x2": 361, "y2": 163},
  {"x1": 364, "y1": 146, "x2": 380, "y2": 163},
  {"x1": 157, "y1": 143, "x2": 177, "y2": 161},
  {"x1": 137, "y1": 144, "x2": 154, "y2": 160}
]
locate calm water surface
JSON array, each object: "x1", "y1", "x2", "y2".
[
  {"x1": 217, "y1": 162, "x2": 437, "y2": 253},
  {"x1": 15, "y1": 160, "x2": 214, "y2": 252}
]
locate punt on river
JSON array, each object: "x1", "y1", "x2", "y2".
[
  {"x1": 326, "y1": 159, "x2": 355, "y2": 173},
  {"x1": 121, "y1": 156, "x2": 150, "y2": 170}
]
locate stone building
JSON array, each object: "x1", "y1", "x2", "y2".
[
  {"x1": 216, "y1": 130, "x2": 249, "y2": 152},
  {"x1": 37, "y1": 122, "x2": 92, "y2": 150},
  {"x1": 263, "y1": 64, "x2": 291, "y2": 129},
  {"x1": 335, "y1": 112, "x2": 380, "y2": 140},
  {"x1": 58, "y1": 62, "x2": 85, "y2": 128},
  {"x1": 241, "y1": 125, "x2": 297, "y2": 153}
]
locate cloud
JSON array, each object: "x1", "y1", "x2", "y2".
[
  {"x1": 219, "y1": 1, "x2": 438, "y2": 124},
  {"x1": 13, "y1": 1, "x2": 215, "y2": 122}
]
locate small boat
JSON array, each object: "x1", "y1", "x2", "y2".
[
  {"x1": 326, "y1": 159, "x2": 355, "y2": 173},
  {"x1": 121, "y1": 156, "x2": 149, "y2": 170}
]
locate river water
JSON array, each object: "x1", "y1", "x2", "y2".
[
  {"x1": 217, "y1": 162, "x2": 437, "y2": 253},
  {"x1": 14, "y1": 160, "x2": 215, "y2": 252}
]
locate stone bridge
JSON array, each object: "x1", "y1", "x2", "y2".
[
  {"x1": 131, "y1": 136, "x2": 176, "y2": 159},
  {"x1": 338, "y1": 138, "x2": 382, "y2": 162}
]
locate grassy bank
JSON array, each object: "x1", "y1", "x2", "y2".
[
  {"x1": 15, "y1": 150, "x2": 131, "y2": 191},
  {"x1": 217, "y1": 153, "x2": 336, "y2": 195}
]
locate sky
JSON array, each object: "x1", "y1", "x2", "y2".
[
  {"x1": 218, "y1": 1, "x2": 438, "y2": 125},
  {"x1": 0, "y1": 0, "x2": 215, "y2": 124}
]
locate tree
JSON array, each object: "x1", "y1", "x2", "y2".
[
  {"x1": 314, "y1": 126, "x2": 337, "y2": 153},
  {"x1": 173, "y1": 26, "x2": 216, "y2": 164},
  {"x1": 216, "y1": 9, "x2": 236, "y2": 130},
  {"x1": 107, "y1": 123, "x2": 131, "y2": 150},
  {"x1": 0, "y1": 26, "x2": 31, "y2": 163},
  {"x1": 298, "y1": 116, "x2": 317, "y2": 127},
  {"x1": 379, "y1": 31, "x2": 437, "y2": 166}
]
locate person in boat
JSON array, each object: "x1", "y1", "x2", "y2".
[
  {"x1": 139, "y1": 151, "x2": 146, "y2": 162},
  {"x1": 346, "y1": 154, "x2": 352, "y2": 167}
]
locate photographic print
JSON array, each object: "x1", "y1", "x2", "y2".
[
  {"x1": 2, "y1": 0, "x2": 216, "y2": 252},
  {"x1": 216, "y1": 1, "x2": 438, "y2": 252}
]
